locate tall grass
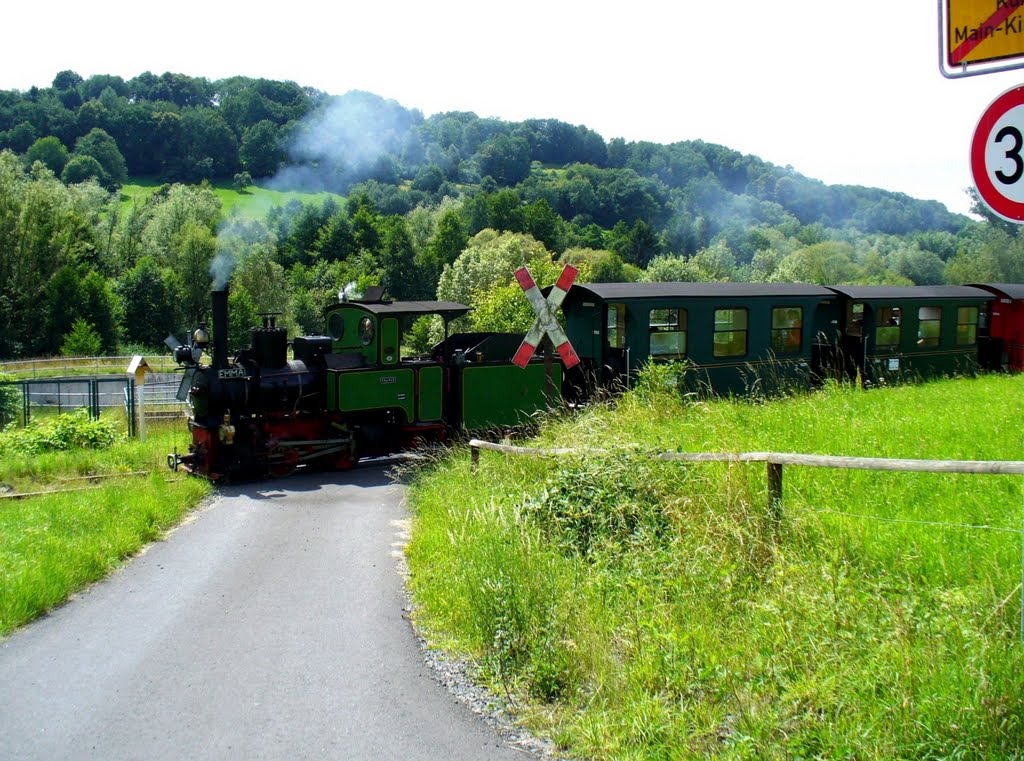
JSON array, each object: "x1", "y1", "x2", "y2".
[
  {"x1": 0, "y1": 419, "x2": 210, "y2": 635},
  {"x1": 406, "y1": 374, "x2": 1024, "y2": 759}
]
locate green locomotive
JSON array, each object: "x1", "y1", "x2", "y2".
[{"x1": 168, "y1": 287, "x2": 560, "y2": 481}]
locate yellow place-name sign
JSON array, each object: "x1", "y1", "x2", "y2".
[{"x1": 947, "y1": 0, "x2": 1024, "y2": 66}]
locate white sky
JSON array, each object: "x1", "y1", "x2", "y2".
[{"x1": 3, "y1": 0, "x2": 1022, "y2": 216}]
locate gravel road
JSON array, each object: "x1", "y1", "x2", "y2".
[{"x1": 0, "y1": 464, "x2": 544, "y2": 760}]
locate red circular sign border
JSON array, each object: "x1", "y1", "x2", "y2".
[{"x1": 971, "y1": 84, "x2": 1024, "y2": 223}]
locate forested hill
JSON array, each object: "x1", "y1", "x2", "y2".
[
  {"x1": 0, "y1": 71, "x2": 961, "y2": 242},
  {"x1": 3, "y1": 70, "x2": 1023, "y2": 361}
]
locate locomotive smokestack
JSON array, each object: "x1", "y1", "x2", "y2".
[{"x1": 212, "y1": 286, "x2": 229, "y2": 370}]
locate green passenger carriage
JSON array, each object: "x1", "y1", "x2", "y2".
[
  {"x1": 557, "y1": 282, "x2": 838, "y2": 396},
  {"x1": 826, "y1": 286, "x2": 991, "y2": 385}
]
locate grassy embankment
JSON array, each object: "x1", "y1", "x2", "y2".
[
  {"x1": 406, "y1": 373, "x2": 1024, "y2": 759},
  {"x1": 0, "y1": 417, "x2": 209, "y2": 636}
]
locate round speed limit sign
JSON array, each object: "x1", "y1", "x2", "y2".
[{"x1": 971, "y1": 85, "x2": 1024, "y2": 223}]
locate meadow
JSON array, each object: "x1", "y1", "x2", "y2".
[
  {"x1": 406, "y1": 373, "x2": 1024, "y2": 759},
  {"x1": 119, "y1": 178, "x2": 340, "y2": 218}
]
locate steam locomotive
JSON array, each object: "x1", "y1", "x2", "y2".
[
  {"x1": 167, "y1": 280, "x2": 1022, "y2": 482},
  {"x1": 167, "y1": 286, "x2": 559, "y2": 481}
]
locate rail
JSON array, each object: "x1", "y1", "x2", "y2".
[
  {"x1": 469, "y1": 441, "x2": 1024, "y2": 520},
  {"x1": 469, "y1": 439, "x2": 1024, "y2": 483}
]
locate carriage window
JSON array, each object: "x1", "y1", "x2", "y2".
[
  {"x1": 649, "y1": 308, "x2": 687, "y2": 357},
  {"x1": 917, "y1": 306, "x2": 941, "y2": 347},
  {"x1": 875, "y1": 306, "x2": 902, "y2": 347},
  {"x1": 770, "y1": 307, "x2": 802, "y2": 354},
  {"x1": 607, "y1": 303, "x2": 626, "y2": 349},
  {"x1": 957, "y1": 306, "x2": 979, "y2": 345},
  {"x1": 714, "y1": 308, "x2": 747, "y2": 357}
]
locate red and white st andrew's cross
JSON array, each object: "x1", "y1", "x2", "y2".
[{"x1": 511, "y1": 265, "x2": 580, "y2": 369}]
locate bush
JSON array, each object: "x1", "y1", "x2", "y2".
[
  {"x1": 0, "y1": 409, "x2": 118, "y2": 456},
  {"x1": 632, "y1": 359, "x2": 689, "y2": 403},
  {"x1": 522, "y1": 454, "x2": 671, "y2": 558}
]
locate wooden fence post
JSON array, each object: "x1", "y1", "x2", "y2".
[{"x1": 767, "y1": 461, "x2": 783, "y2": 523}]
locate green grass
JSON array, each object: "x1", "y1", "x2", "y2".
[
  {"x1": 0, "y1": 420, "x2": 210, "y2": 636},
  {"x1": 118, "y1": 177, "x2": 342, "y2": 219},
  {"x1": 406, "y1": 374, "x2": 1024, "y2": 759}
]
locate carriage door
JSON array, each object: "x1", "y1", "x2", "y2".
[
  {"x1": 605, "y1": 303, "x2": 627, "y2": 385},
  {"x1": 842, "y1": 301, "x2": 867, "y2": 381}
]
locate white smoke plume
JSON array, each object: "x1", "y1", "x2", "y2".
[
  {"x1": 211, "y1": 216, "x2": 276, "y2": 290},
  {"x1": 210, "y1": 249, "x2": 235, "y2": 291},
  {"x1": 268, "y1": 91, "x2": 422, "y2": 193},
  {"x1": 339, "y1": 281, "x2": 361, "y2": 302}
]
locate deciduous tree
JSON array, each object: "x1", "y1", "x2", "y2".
[
  {"x1": 239, "y1": 120, "x2": 283, "y2": 178},
  {"x1": 24, "y1": 136, "x2": 69, "y2": 175},
  {"x1": 62, "y1": 155, "x2": 106, "y2": 186},
  {"x1": 73, "y1": 128, "x2": 127, "y2": 188},
  {"x1": 437, "y1": 229, "x2": 554, "y2": 316}
]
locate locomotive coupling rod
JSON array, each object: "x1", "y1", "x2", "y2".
[{"x1": 276, "y1": 437, "x2": 354, "y2": 447}]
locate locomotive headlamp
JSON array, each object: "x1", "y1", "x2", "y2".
[{"x1": 172, "y1": 345, "x2": 195, "y2": 364}]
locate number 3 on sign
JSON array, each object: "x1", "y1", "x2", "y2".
[
  {"x1": 972, "y1": 85, "x2": 1024, "y2": 222},
  {"x1": 994, "y1": 126, "x2": 1024, "y2": 185}
]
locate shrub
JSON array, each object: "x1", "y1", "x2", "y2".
[
  {"x1": 0, "y1": 409, "x2": 118, "y2": 456},
  {"x1": 521, "y1": 454, "x2": 671, "y2": 558},
  {"x1": 632, "y1": 359, "x2": 688, "y2": 403}
]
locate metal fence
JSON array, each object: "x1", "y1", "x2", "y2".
[
  {"x1": 0, "y1": 355, "x2": 179, "y2": 380},
  {"x1": 0, "y1": 373, "x2": 187, "y2": 435}
]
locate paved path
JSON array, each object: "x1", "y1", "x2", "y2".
[{"x1": 0, "y1": 466, "x2": 532, "y2": 760}]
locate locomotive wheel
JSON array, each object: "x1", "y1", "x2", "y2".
[{"x1": 334, "y1": 449, "x2": 359, "y2": 471}]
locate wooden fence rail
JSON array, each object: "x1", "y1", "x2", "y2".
[{"x1": 468, "y1": 438, "x2": 1024, "y2": 517}]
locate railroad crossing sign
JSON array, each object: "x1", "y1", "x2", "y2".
[
  {"x1": 512, "y1": 265, "x2": 580, "y2": 369},
  {"x1": 971, "y1": 84, "x2": 1024, "y2": 222},
  {"x1": 942, "y1": 0, "x2": 1024, "y2": 77}
]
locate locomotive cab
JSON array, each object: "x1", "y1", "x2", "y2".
[{"x1": 322, "y1": 297, "x2": 464, "y2": 456}]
